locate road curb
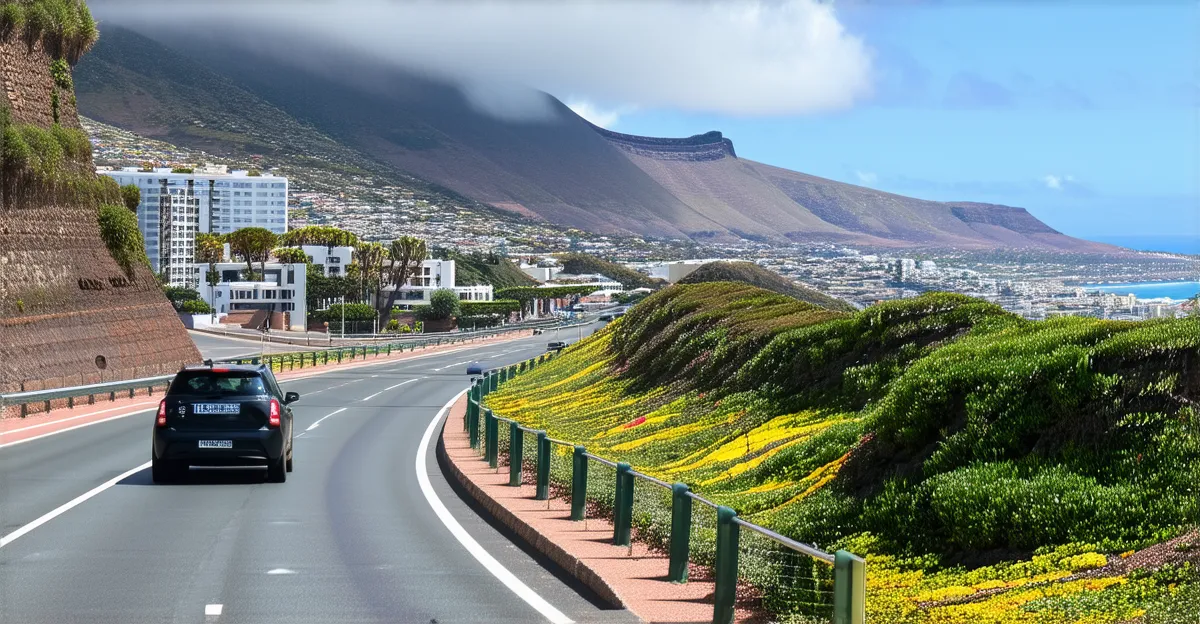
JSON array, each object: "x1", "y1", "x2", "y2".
[{"x1": 436, "y1": 401, "x2": 627, "y2": 611}]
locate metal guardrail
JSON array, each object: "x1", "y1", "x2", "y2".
[
  {"x1": 0, "y1": 320, "x2": 567, "y2": 418},
  {"x1": 468, "y1": 351, "x2": 867, "y2": 624}
]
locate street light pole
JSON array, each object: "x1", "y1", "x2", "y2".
[{"x1": 340, "y1": 295, "x2": 345, "y2": 340}]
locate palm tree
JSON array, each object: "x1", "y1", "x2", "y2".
[
  {"x1": 377, "y1": 236, "x2": 428, "y2": 324},
  {"x1": 226, "y1": 227, "x2": 277, "y2": 280}
]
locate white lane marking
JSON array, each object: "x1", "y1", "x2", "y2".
[
  {"x1": 204, "y1": 604, "x2": 223, "y2": 616},
  {"x1": 0, "y1": 408, "x2": 155, "y2": 450},
  {"x1": 267, "y1": 568, "x2": 295, "y2": 575},
  {"x1": 432, "y1": 360, "x2": 474, "y2": 372},
  {"x1": 305, "y1": 408, "x2": 347, "y2": 431},
  {"x1": 371, "y1": 374, "x2": 379, "y2": 378},
  {"x1": 359, "y1": 378, "x2": 421, "y2": 402},
  {"x1": 0, "y1": 401, "x2": 156, "y2": 435},
  {"x1": 0, "y1": 460, "x2": 151, "y2": 549},
  {"x1": 416, "y1": 390, "x2": 573, "y2": 624},
  {"x1": 0, "y1": 337, "x2": 523, "y2": 450}
]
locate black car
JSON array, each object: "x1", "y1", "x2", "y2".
[
  {"x1": 152, "y1": 363, "x2": 298, "y2": 483},
  {"x1": 547, "y1": 341, "x2": 567, "y2": 352}
]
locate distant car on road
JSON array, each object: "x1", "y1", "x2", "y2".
[
  {"x1": 152, "y1": 363, "x2": 297, "y2": 484},
  {"x1": 598, "y1": 314, "x2": 613, "y2": 321},
  {"x1": 547, "y1": 341, "x2": 567, "y2": 352},
  {"x1": 466, "y1": 362, "x2": 484, "y2": 375}
]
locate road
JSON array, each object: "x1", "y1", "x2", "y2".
[
  {"x1": 189, "y1": 331, "x2": 312, "y2": 360},
  {"x1": 0, "y1": 322, "x2": 636, "y2": 624}
]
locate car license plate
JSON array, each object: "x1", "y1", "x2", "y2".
[
  {"x1": 193, "y1": 403, "x2": 239, "y2": 415},
  {"x1": 198, "y1": 440, "x2": 233, "y2": 449}
]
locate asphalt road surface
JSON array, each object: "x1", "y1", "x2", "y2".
[
  {"x1": 188, "y1": 331, "x2": 315, "y2": 361},
  {"x1": 0, "y1": 322, "x2": 638, "y2": 624}
]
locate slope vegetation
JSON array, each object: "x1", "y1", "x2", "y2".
[
  {"x1": 485, "y1": 284, "x2": 1200, "y2": 622},
  {"x1": 432, "y1": 248, "x2": 538, "y2": 289},
  {"x1": 554, "y1": 253, "x2": 664, "y2": 290},
  {"x1": 676, "y1": 261, "x2": 854, "y2": 311}
]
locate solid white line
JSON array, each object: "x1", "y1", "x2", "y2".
[
  {"x1": 305, "y1": 407, "x2": 347, "y2": 431},
  {"x1": 0, "y1": 460, "x2": 151, "y2": 549},
  {"x1": 360, "y1": 378, "x2": 420, "y2": 401},
  {"x1": 0, "y1": 408, "x2": 155, "y2": 450},
  {"x1": 416, "y1": 390, "x2": 573, "y2": 624},
  {"x1": 204, "y1": 604, "x2": 223, "y2": 616}
]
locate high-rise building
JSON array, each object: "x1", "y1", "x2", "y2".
[{"x1": 99, "y1": 164, "x2": 288, "y2": 287}]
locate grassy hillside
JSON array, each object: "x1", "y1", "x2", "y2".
[
  {"x1": 677, "y1": 261, "x2": 855, "y2": 312},
  {"x1": 432, "y1": 248, "x2": 538, "y2": 289},
  {"x1": 554, "y1": 253, "x2": 664, "y2": 289},
  {"x1": 485, "y1": 284, "x2": 1200, "y2": 622}
]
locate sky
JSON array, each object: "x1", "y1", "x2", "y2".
[
  {"x1": 96, "y1": 0, "x2": 1199, "y2": 245},
  {"x1": 590, "y1": 2, "x2": 1200, "y2": 243}
]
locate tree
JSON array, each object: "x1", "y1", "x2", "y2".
[
  {"x1": 353, "y1": 241, "x2": 388, "y2": 305},
  {"x1": 120, "y1": 184, "x2": 140, "y2": 213},
  {"x1": 195, "y1": 233, "x2": 224, "y2": 319},
  {"x1": 226, "y1": 227, "x2": 277, "y2": 279},
  {"x1": 426, "y1": 288, "x2": 461, "y2": 320},
  {"x1": 279, "y1": 225, "x2": 358, "y2": 251},
  {"x1": 375, "y1": 236, "x2": 428, "y2": 323},
  {"x1": 272, "y1": 247, "x2": 308, "y2": 264}
]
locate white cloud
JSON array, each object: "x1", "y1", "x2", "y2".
[
  {"x1": 855, "y1": 170, "x2": 878, "y2": 185},
  {"x1": 96, "y1": 0, "x2": 874, "y2": 117},
  {"x1": 566, "y1": 100, "x2": 628, "y2": 129},
  {"x1": 1043, "y1": 174, "x2": 1075, "y2": 190}
]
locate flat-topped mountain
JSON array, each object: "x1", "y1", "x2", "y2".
[{"x1": 75, "y1": 27, "x2": 1118, "y2": 253}]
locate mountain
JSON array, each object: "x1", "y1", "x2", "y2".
[{"x1": 75, "y1": 27, "x2": 1119, "y2": 253}]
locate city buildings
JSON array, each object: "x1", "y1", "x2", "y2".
[
  {"x1": 99, "y1": 164, "x2": 288, "y2": 287},
  {"x1": 385, "y1": 259, "x2": 494, "y2": 308},
  {"x1": 301, "y1": 245, "x2": 354, "y2": 277},
  {"x1": 197, "y1": 259, "x2": 307, "y2": 331}
]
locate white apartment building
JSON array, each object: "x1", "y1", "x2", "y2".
[
  {"x1": 197, "y1": 260, "x2": 307, "y2": 331},
  {"x1": 385, "y1": 259, "x2": 494, "y2": 308},
  {"x1": 301, "y1": 245, "x2": 355, "y2": 277},
  {"x1": 100, "y1": 164, "x2": 288, "y2": 287}
]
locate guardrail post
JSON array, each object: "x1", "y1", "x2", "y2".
[
  {"x1": 613, "y1": 462, "x2": 633, "y2": 546},
  {"x1": 713, "y1": 506, "x2": 740, "y2": 624},
  {"x1": 509, "y1": 422, "x2": 523, "y2": 486},
  {"x1": 669, "y1": 483, "x2": 692, "y2": 582},
  {"x1": 387, "y1": 344, "x2": 392, "y2": 356},
  {"x1": 485, "y1": 409, "x2": 498, "y2": 469},
  {"x1": 536, "y1": 432, "x2": 550, "y2": 500},
  {"x1": 833, "y1": 550, "x2": 867, "y2": 624},
  {"x1": 571, "y1": 445, "x2": 588, "y2": 521}
]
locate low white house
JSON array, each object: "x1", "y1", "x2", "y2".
[
  {"x1": 545, "y1": 273, "x2": 623, "y2": 296},
  {"x1": 301, "y1": 245, "x2": 355, "y2": 277},
  {"x1": 197, "y1": 261, "x2": 307, "y2": 331},
  {"x1": 386, "y1": 259, "x2": 494, "y2": 308}
]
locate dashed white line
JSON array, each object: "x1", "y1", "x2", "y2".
[
  {"x1": 432, "y1": 360, "x2": 474, "y2": 372},
  {"x1": 267, "y1": 568, "x2": 295, "y2": 575},
  {"x1": 0, "y1": 460, "x2": 151, "y2": 549},
  {"x1": 359, "y1": 378, "x2": 421, "y2": 402},
  {"x1": 204, "y1": 604, "x2": 223, "y2": 616},
  {"x1": 416, "y1": 390, "x2": 573, "y2": 624},
  {"x1": 305, "y1": 408, "x2": 347, "y2": 431}
]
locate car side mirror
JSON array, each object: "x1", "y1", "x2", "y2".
[{"x1": 284, "y1": 392, "x2": 300, "y2": 404}]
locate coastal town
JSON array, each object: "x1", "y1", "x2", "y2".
[{"x1": 85, "y1": 118, "x2": 1198, "y2": 323}]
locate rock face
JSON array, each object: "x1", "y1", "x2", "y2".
[{"x1": 0, "y1": 16, "x2": 199, "y2": 398}]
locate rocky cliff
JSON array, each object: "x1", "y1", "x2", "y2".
[{"x1": 0, "y1": 1, "x2": 199, "y2": 400}]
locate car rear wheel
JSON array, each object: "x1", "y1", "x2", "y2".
[
  {"x1": 151, "y1": 455, "x2": 180, "y2": 484},
  {"x1": 267, "y1": 453, "x2": 287, "y2": 483},
  {"x1": 286, "y1": 444, "x2": 293, "y2": 473}
]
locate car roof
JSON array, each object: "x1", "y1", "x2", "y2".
[{"x1": 179, "y1": 362, "x2": 266, "y2": 373}]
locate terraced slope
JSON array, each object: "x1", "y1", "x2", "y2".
[{"x1": 485, "y1": 284, "x2": 1200, "y2": 622}]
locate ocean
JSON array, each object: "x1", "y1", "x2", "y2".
[{"x1": 1086, "y1": 281, "x2": 1200, "y2": 300}]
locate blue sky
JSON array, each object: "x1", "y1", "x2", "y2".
[{"x1": 607, "y1": 2, "x2": 1200, "y2": 242}]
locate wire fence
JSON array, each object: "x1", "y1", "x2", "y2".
[{"x1": 472, "y1": 356, "x2": 864, "y2": 624}]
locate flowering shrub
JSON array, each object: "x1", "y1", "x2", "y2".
[{"x1": 484, "y1": 284, "x2": 1200, "y2": 622}]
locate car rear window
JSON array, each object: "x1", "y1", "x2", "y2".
[{"x1": 170, "y1": 371, "x2": 269, "y2": 397}]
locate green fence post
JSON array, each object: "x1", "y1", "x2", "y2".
[
  {"x1": 489, "y1": 372, "x2": 498, "y2": 393},
  {"x1": 465, "y1": 394, "x2": 475, "y2": 432},
  {"x1": 535, "y1": 432, "x2": 550, "y2": 500},
  {"x1": 571, "y1": 446, "x2": 588, "y2": 521},
  {"x1": 669, "y1": 482, "x2": 693, "y2": 583},
  {"x1": 613, "y1": 462, "x2": 633, "y2": 546},
  {"x1": 509, "y1": 422, "x2": 523, "y2": 486},
  {"x1": 480, "y1": 372, "x2": 490, "y2": 397},
  {"x1": 336, "y1": 349, "x2": 343, "y2": 363},
  {"x1": 833, "y1": 550, "x2": 867, "y2": 624},
  {"x1": 713, "y1": 506, "x2": 740, "y2": 624},
  {"x1": 486, "y1": 410, "x2": 498, "y2": 469},
  {"x1": 387, "y1": 344, "x2": 392, "y2": 356},
  {"x1": 469, "y1": 398, "x2": 481, "y2": 450}
]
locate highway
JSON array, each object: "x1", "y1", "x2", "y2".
[{"x1": 0, "y1": 323, "x2": 637, "y2": 624}]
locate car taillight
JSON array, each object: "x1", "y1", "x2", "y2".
[
  {"x1": 269, "y1": 398, "x2": 281, "y2": 427},
  {"x1": 156, "y1": 399, "x2": 167, "y2": 427}
]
